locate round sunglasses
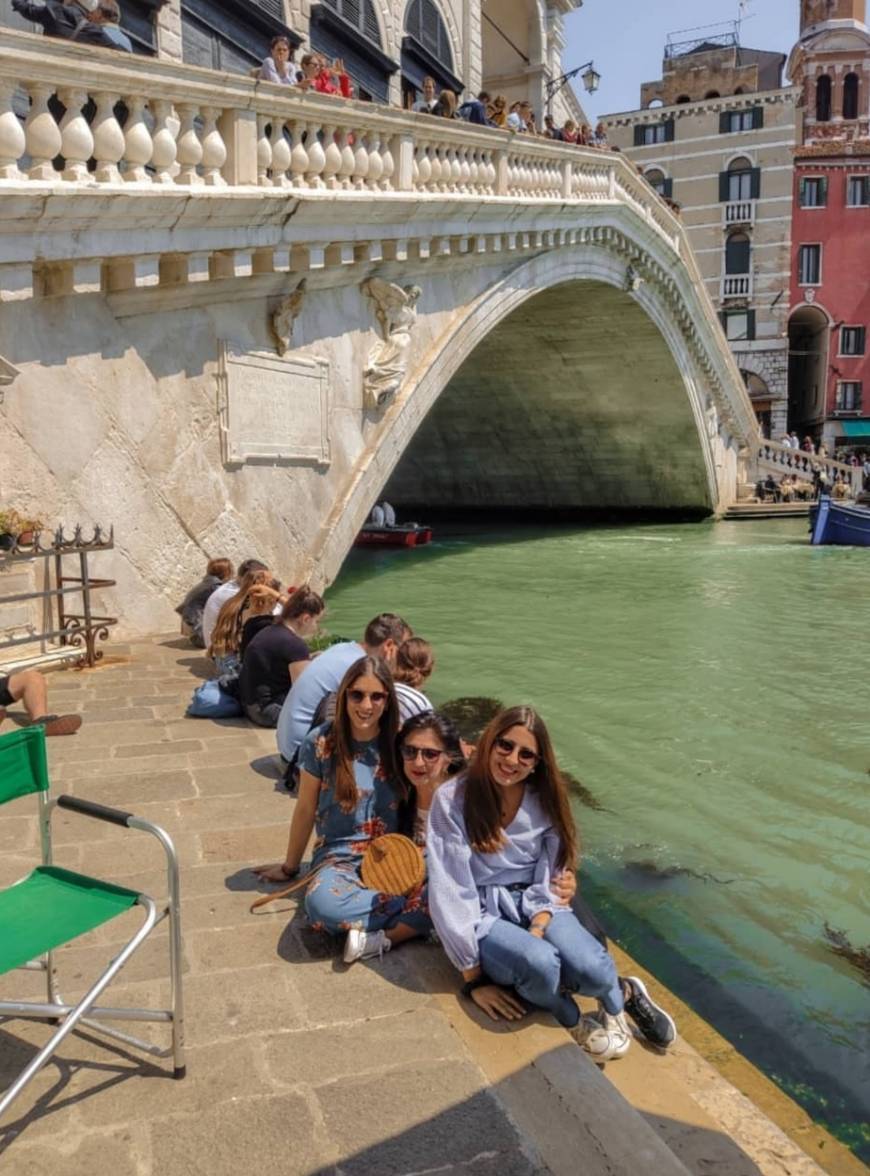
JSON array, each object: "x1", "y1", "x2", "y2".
[
  {"x1": 347, "y1": 688, "x2": 388, "y2": 705},
  {"x1": 494, "y1": 735, "x2": 538, "y2": 767}
]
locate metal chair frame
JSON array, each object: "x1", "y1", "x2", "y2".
[{"x1": 0, "y1": 775, "x2": 186, "y2": 1122}]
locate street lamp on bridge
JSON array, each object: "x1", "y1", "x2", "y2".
[{"x1": 546, "y1": 60, "x2": 601, "y2": 110}]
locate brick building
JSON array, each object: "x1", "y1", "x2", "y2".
[
  {"x1": 787, "y1": 0, "x2": 870, "y2": 450},
  {"x1": 601, "y1": 28, "x2": 799, "y2": 439}
]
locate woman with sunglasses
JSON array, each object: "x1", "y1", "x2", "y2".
[
  {"x1": 254, "y1": 656, "x2": 431, "y2": 963},
  {"x1": 427, "y1": 706, "x2": 633, "y2": 1061}
]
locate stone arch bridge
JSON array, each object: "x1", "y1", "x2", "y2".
[{"x1": 0, "y1": 31, "x2": 760, "y2": 634}]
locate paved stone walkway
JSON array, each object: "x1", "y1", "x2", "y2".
[{"x1": 0, "y1": 639, "x2": 855, "y2": 1176}]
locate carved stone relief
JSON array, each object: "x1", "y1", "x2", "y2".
[
  {"x1": 361, "y1": 277, "x2": 421, "y2": 410},
  {"x1": 217, "y1": 343, "x2": 330, "y2": 467},
  {"x1": 270, "y1": 278, "x2": 306, "y2": 357}
]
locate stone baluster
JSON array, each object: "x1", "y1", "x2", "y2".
[
  {"x1": 92, "y1": 91, "x2": 125, "y2": 183},
  {"x1": 458, "y1": 146, "x2": 471, "y2": 192},
  {"x1": 379, "y1": 132, "x2": 395, "y2": 191},
  {"x1": 256, "y1": 114, "x2": 272, "y2": 186},
  {"x1": 304, "y1": 121, "x2": 326, "y2": 188},
  {"x1": 481, "y1": 149, "x2": 495, "y2": 194},
  {"x1": 269, "y1": 117, "x2": 291, "y2": 187},
  {"x1": 200, "y1": 107, "x2": 226, "y2": 186},
  {"x1": 58, "y1": 89, "x2": 93, "y2": 182},
  {"x1": 351, "y1": 125, "x2": 369, "y2": 189},
  {"x1": 289, "y1": 119, "x2": 309, "y2": 187},
  {"x1": 0, "y1": 82, "x2": 25, "y2": 179},
  {"x1": 415, "y1": 141, "x2": 431, "y2": 190},
  {"x1": 175, "y1": 103, "x2": 202, "y2": 185},
  {"x1": 435, "y1": 145, "x2": 450, "y2": 192},
  {"x1": 467, "y1": 148, "x2": 479, "y2": 192},
  {"x1": 24, "y1": 84, "x2": 61, "y2": 180},
  {"x1": 150, "y1": 100, "x2": 177, "y2": 184},
  {"x1": 321, "y1": 124, "x2": 342, "y2": 189},
  {"x1": 336, "y1": 127, "x2": 355, "y2": 189},
  {"x1": 365, "y1": 129, "x2": 383, "y2": 190},
  {"x1": 122, "y1": 94, "x2": 152, "y2": 182}
]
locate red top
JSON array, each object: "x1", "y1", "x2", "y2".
[{"x1": 313, "y1": 70, "x2": 352, "y2": 98}]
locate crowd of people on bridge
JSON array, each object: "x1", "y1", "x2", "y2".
[{"x1": 168, "y1": 556, "x2": 679, "y2": 1064}]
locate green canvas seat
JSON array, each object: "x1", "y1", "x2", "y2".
[
  {"x1": 0, "y1": 866, "x2": 139, "y2": 976},
  {"x1": 0, "y1": 725, "x2": 185, "y2": 1124}
]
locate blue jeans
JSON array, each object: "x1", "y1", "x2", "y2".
[{"x1": 479, "y1": 913, "x2": 624, "y2": 1028}]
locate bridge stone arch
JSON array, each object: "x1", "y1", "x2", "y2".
[{"x1": 305, "y1": 236, "x2": 751, "y2": 586}]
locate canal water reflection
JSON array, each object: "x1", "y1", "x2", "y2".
[{"x1": 325, "y1": 518, "x2": 870, "y2": 1159}]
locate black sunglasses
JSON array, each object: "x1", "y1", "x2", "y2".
[
  {"x1": 348, "y1": 689, "x2": 388, "y2": 705},
  {"x1": 400, "y1": 745, "x2": 445, "y2": 763},
  {"x1": 494, "y1": 735, "x2": 538, "y2": 766}
]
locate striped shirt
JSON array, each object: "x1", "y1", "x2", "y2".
[{"x1": 395, "y1": 682, "x2": 432, "y2": 722}]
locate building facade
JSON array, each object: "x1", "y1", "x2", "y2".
[
  {"x1": 602, "y1": 32, "x2": 799, "y2": 439},
  {"x1": 0, "y1": 0, "x2": 583, "y2": 118},
  {"x1": 787, "y1": 0, "x2": 870, "y2": 450}
]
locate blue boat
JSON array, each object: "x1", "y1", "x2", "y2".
[{"x1": 809, "y1": 495, "x2": 870, "y2": 546}]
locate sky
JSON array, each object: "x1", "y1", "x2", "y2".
[{"x1": 563, "y1": 0, "x2": 800, "y2": 121}]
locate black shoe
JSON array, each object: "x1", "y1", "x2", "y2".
[{"x1": 623, "y1": 976, "x2": 677, "y2": 1048}]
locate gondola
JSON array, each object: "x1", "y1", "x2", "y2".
[{"x1": 809, "y1": 495, "x2": 870, "y2": 546}]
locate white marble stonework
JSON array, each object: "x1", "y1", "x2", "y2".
[
  {"x1": 0, "y1": 29, "x2": 762, "y2": 637},
  {"x1": 218, "y1": 345, "x2": 330, "y2": 467}
]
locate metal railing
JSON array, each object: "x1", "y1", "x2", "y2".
[{"x1": 0, "y1": 525, "x2": 117, "y2": 668}]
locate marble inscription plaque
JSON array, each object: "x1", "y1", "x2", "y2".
[{"x1": 218, "y1": 345, "x2": 330, "y2": 466}]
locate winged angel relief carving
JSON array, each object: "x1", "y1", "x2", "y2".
[{"x1": 362, "y1": 278, "x2": 422, "y2": 410}]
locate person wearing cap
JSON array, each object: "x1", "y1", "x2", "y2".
[{"x1": 11, "y1": 0, "x2": 100, "y2": 40}]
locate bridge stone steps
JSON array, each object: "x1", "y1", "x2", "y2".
[{"x1": 725, "y1": 502, "x2": 812, "y2": 520}]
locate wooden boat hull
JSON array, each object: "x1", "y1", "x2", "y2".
[
  {"x1": 809, "y1": 496, "x2": 870, "y2": 546},
  {"x1": 354, "y1": 525, "x2": 433, "y2": 548}
]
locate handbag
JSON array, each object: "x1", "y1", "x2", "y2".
[{"x1": 250, "y1": 833, "x2": 424, "y2": 914}]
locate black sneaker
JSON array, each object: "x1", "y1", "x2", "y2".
[{"x1": 623, "y1": 976, "x2": 677, "y2": 1048}]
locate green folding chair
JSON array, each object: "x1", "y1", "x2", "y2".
[{"x1": 0, "y1": 725, "x2": 185, "y2": 1121}]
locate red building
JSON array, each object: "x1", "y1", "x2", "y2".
[{"x1": 788, "y1": 0, "x2": 870, "y2": 451}]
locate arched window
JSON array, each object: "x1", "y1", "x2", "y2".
[
  {"x1": 725, "y1": 155, "x2": 755, "y2": 202},
  {"x1": 675, "y1": 94, "x2": 691, "y2": 104},
  {"x1": 645, "y1": 168, "x2": 671, "y2": 198},
  {"x1": 405, "y1": 0, "x2": 453, "y2": 71},
  {"x1": 321, "y1": 0, "x2": 382, "y2": 44},
  {"x1": 734, "y1": 87, "x2": 746, "y2": 95},
  {"x1": 816, "y1": 74, "x2": 832, "y2": 122},
  {"x1": 843, "y1": 72, "x2": 860, "y2": 120},
  {"x1": 705, "y1": 90, "x2": 721, "y2": 99},
  {"x1": 726, "y1": 232, "x2": 751, "y2": 275}
]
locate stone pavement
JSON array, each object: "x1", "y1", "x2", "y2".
[{"x1": 0, "y1": 638, "x2": 855, "y2": 1176}]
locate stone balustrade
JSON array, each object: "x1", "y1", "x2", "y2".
[
  {"x1": 756, "y1": 439, "x2": 862, "y2": 496},
  {"x1": 0, "y1": 29, "x2": 681, "y2": 244}
]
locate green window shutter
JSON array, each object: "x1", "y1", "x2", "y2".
[
  {"x1": 719, "y1": 111, "x2": 731, "y2": 134},
  {"x1": 747, "y1": 310, "x2": 756, "y2": 340},
  {"x1": 718, "y1": 311, "x2": 727, "y2": 331},
  {"x1": 662, "y1": 177, "x2": 673, "y2": 199},
  {"x1": 719, "y1": 171, "x2": 730, "y2": 202},
  {"x1": 664, "y1": 119, "x2": 675, "y2": 142},
  {"x1": 752, "y1": 105, "x2": 764, "y2": 129},
  {"x1": 633, "y1": 124, "x2": 644, "y2": 147},
  {"x1": 820, "y1": 176, "x2": 828, "y2": 204},
  {"x1": 750, "y1": 167, "x2": 761, "y2": 199}
]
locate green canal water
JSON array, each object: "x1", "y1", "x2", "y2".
[{"x1": 324, "y1": 518, "x2": 870, "y2": 1160}]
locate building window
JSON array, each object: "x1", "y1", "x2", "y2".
[
  {"x1": 835, "y1": 381, "x2": 862, "y2": 412},
  {"x1": 725, "y1": 232, "x2": 751, "y2": 275},
  {"x1": 720, "y1": 309, "x2": 756, "y2": 341},
  {"x1": 846, "y1": 176, "x2": 870, "y2": 206},
  {"x1": 633, "y1": 120, "x2": 674, "y2": 146},
  {"x1": 720, "y1": 157, "x2": 759, "y2": 202},
  {"x1": 816, "y1": 75, "x2": 832, "y2": 122},
  {"x1": 405, "y1": 0, "x2": 453, "y2": 70},
  {"x1": 840, "y1": 326, "x2": 866, "y2": 356},
  {"x1": 799, "y1": 176, "x2": 827, "y2": 207},
  {"x1": 645, "y1": 168, "x2": 672, "y2": 198},
  {"x1": 798, "y1": 244, "x2": 822, "y2": 285},
  {"x1": 843, "y1": 72, "x2": 860, "y2": 120},
  {"x1": 720, "y1": 107, "x2": 763, "y2": 133}
]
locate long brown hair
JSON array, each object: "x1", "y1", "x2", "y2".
[
  {"x1": 332, "y1": 656, "x2": 402, "y2": 813},
  {"x1": 209, "y1": 568, "x2": 271, "y2": 658},
  {"x1": 463, "y1": 706, "x2": 577, "y2": 869}
]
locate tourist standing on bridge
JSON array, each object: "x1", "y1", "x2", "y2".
[
  {"x1": 258, "y1": 35, "x2": 298, "y2": 85},
  {"x1": 426, "y1": 706, "x2": 635, "y2": 1062}
]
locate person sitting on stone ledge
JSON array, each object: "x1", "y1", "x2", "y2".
[
  {"x1": 276, "y1": 611, "x2": 411, "y2": 775},
  {"x1": 0, "y1": 669, "x2": 82, "y2": 737},
  {"x1": 831, "y1": 473, "x2": 850, "y2": 500},
  {"x1": 175, "y1": 556, "x2": 232, "y2": 649},
  {"x1": 239, "y1": 585, "x2": 324, "y2": 729},
  {"x1": 258, "y1": 35, "x2": 298, "y2": 86},
  {"x1": 256, "y1": 656, "x2": 433, "y2": 957},
  {"x1": 310, "y1": 636, "x2": 436, "y2": 730},
  {"x1": 208, "y1": 567, "x2": 275, "y2": 681},
  {"x1": 201, "y1": 558, "x2": 268, "y2": 652},
  {"x1": 239, "y1": 581, "x2": 285, "y2": 658}
]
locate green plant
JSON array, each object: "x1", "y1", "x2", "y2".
[{"x1": 0, "y1": 508, "x2": 45, "y2": 535}]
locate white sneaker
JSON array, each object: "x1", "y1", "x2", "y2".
[
  {"x1": 343, "y1": 928, "x2": 392, "y2": 964},
  {"x1": 571, "y1": 1010, "x2": 632, "y2": 1062}
]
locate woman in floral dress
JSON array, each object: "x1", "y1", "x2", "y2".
[{"x1": 255, "y1": 656, "x2": 432, "y2": 963}]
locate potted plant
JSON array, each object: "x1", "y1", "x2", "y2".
[{"x1": 0, "y1": 508, "x2": 45, "y2": 549}]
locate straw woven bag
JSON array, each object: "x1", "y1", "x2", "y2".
[{"x1": 360, "y1": 834, "x2": 425, "y2": 897}]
